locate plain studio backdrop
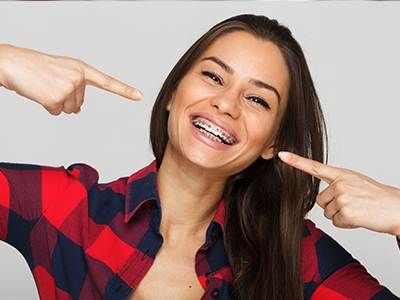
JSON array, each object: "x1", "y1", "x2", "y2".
[{"x1": 0, "y1": 1, "x2": 399, "y2": 299}]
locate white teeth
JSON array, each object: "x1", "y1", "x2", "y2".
[
  {"x1": 199, "y1": 128, "x2": 223, "y2": 143},
  {"x1": 192, "y1": 118, "x2": 235, "y2": 145}
]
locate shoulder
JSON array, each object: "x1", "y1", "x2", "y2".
[
  {"x1": 0, "y1": 161, "x2": 99, "y2": 183},
  {"x1": 0, "y1": 161, "x2": 128, "y2": 196},
  {"x1": 302, "y1": 219, "x2": 356, "y2": 298},
  {"x1": 302, "y1": 219, "x2": 356, "y2": 279},
  {"x1": 302, "y1": 220, "x2": 389, "y2": 299}
]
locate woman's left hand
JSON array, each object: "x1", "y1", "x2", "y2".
[{"x1": 279, "y1": 151, "x2": 400, "y2": 239}]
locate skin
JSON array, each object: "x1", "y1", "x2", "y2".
[
  {"x1": 1, "y1": 34, "x2": 400, "y2": 299},
  {"x1": 279, "y1": 152, "x2": 400, "y2": 240},
  {"x1": 165, "y1": 31, "x2": 289, "y2": 178},
  {"x1": 0, "y1": 44, "x2": 142, "y2": 115},
  {"x1": 130, "y1": 31, "x2": 290, "y2": 299}
]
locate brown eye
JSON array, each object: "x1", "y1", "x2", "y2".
[
  {"x1": 202, "y1": 71, "x2": 222, "y2": 85},
  {"x1": 248, "y1": 96, "x2": 270, "y2": 109}
]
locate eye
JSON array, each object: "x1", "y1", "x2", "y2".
[
  {"x1": 247, "y1": 96, "x2": 271, "y2": 109},
  {"x1": 202, "y1": 71, "x2": 222, "y2": 85}
]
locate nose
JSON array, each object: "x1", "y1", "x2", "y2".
[{"x1": 210, "y1": 90, "x2": 241, "y2": 119}]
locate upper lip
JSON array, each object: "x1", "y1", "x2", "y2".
[{"x1": 189, "y1": 112, "x2": 238, "y2": 142}]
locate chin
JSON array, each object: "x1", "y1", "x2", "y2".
[{"x1": 185, "y1": 151, "x2": 249, "y2": 177}]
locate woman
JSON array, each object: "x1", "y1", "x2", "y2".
[{"x1": 1, "y1": 14, "x2": 399, "y2": 300}]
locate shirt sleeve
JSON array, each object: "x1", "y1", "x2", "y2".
[
  {"x1": 303, "y1": 220, "x2": 399, "y2": 300},
  {"x1": 0, "y1": 162, "x2": 97, "y2": 252}
]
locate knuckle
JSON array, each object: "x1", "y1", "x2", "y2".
[
  {"x1": 62, "y1": 103, "x2": 76, "y2": 114},
  {"x1": 63, "y1": 109, "x2": 74, "y2": 114},
  {"x1": 102, "y1": 75, "x2": 114, "y2": 87},
  {"x1": 323, "y1": 210, "x2": 332, "y2": 220},
  {"x1": 335, "y1": 181, "x2": 353, "y2": 195},
  {"x1": 332, "y1": 218, "x2": 344, "y2": 229},
  {"x1": 73, "y1": 58, "x2": 85, "y2": 67},
  {"x1": 70, "y1": 72, "x2": 85, "y2": 87},
  {"x1": 311, "y1": 160, "x2": 321, "y2": 175},
  {"x1": 291, "y1": 154, "x2": 298, "y2": 164},
  {"x1": 43, "y1": 98, "x2": 56, "y2": 109},
  {"x1": 124, "y1": 85, "x2": 132, "y2": 97},
  {"x1": 46, "y1": 105, "x2": 62, "y2": 116},
  {"x1": 339, "y1": 205, "x2": 356, "y2": 223},
  {"x1": 335, "y1": 194, "x2": 348, "y2": 206},
  {"x1": 62, "y1": 82, "x2": 76, "y2": 96},
  {"x1": 51, "y1": 94, "x2": 66, "y2": 106}
]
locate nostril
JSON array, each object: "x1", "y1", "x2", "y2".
[{"x1": 210, "y1": 94, "x2": 241, "y2": 119}]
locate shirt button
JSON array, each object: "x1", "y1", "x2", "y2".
[
  {"x1": 211, "y1": 288, "x2": 219, "y2": 298},
  {"x1": 205, "y1": 271, "x2": 214, "y2": 278}
]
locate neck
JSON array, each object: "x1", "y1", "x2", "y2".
[{"x1": 157, "y1": 147, "x2": 228, "y2": 239}]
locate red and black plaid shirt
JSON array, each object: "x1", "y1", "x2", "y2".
[{"x1": 0, "y1": 160, "x2": 398, "y2": 299}]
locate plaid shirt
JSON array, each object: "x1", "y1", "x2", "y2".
[{"x1": 0, "y1": 160, "x2": 398, "y2": 300}]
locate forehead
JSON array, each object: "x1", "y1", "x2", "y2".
[{"x1": 198, "y1": 31, "x2": 290, "y2": 103}]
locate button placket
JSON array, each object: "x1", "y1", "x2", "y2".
[
  {"x1": 205, "y1": 271, "x2": 214, "y2": 278},
  {"x1": 211, "y1": 288, "x2": 219, "y2": 298},
  {"x1": 209, "y1": 229, "x2": 217, "y2": 246}
]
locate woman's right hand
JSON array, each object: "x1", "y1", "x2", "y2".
[{"x1": 0, "y1": 44, "x2": 142, "y2": 115}]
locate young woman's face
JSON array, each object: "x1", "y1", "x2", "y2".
[{"x1": 165, "y1": 31, "x2": 290, "y2": 177}]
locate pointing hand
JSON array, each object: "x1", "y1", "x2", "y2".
[
  {"x1": 0, "y1": 44, "x2": 142, "y2": 115},
  {"x1": 279, "y1": 151, "x2": 400, "y2": 239}
]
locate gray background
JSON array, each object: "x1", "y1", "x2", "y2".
[{"x1": 0, "y1": 1, "x2": 399, "y2": 298}]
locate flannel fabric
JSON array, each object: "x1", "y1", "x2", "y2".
[{"x1": 0, "y1": 160, "x2": 398, "y2": 300}]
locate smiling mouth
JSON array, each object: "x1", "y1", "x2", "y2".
[{"x1": 192, "y1": 118, "x2": 236, "y2": 145}]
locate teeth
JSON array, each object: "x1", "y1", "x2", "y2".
[
  {"x1": 199, "y1": 129, "x2": 223, "y2": 143},
  {"x1": 192, "y1": 118, "x2": 235, "y2": 145}
]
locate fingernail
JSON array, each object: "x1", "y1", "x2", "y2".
[
  {"x1": 132, "y1": 90, "x2": 143, "y2": 99},
  {"x1": 278, "y1": 151, "x2": 290, "y2": 161}
]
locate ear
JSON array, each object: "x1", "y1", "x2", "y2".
[
  {"x1": 166, "y1": 92, "x2": 175, "y2": 112},
  {"x1": 166, "y1": 99, "x2": 172, "y2": 111},
  {"x1": 261, "y1": 144, "x2": 278, "y2": 160}
]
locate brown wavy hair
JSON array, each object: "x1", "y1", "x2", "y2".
[{"x1": 150, "y1": 14, "x2": 326, "y2": 300}]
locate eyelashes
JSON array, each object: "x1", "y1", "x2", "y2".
[
  {"x1": 201, "y1": 70, "x2": 271, "y2": 110},
  {"x1": 202, "y1": 71, "x2": 222, "y2": 85},
  {"x1": 247, "y1": 96, "x2": 271, "y2": 109}
]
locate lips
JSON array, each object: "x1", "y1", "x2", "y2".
[{"x1": 192, "y1": 117, "x2": 237, "y2": 145}]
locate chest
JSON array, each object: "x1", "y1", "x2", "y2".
[{"x1": 127, "y1": 239, "x2": 205, "y2": 300}]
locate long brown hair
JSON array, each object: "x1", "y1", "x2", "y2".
[{"x1": 150, "y1": 14, "x2": 326, "y2": 300}]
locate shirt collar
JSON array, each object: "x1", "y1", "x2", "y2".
[
  {"x1": 124, "y1": 160, "x2": 160, "y2": 223},
  {"x1": 211, "y1": 198, "x2": 225, "y2": 232},
  {"x1": 124, "y1": 160, "x2": 226, "y2": 233}
]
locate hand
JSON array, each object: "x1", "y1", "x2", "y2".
[
  {"x1": 0, "y1": 44, "x2": 142, "y2": 115},
  {"x1": 279, "y1": 151, "x2": 400, "y2": 239}
]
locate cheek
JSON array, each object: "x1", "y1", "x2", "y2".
[
  {"x1": 174, "y1": 76, "x2": 215, "y2": 108},
  {"x1": 248, "y1": 113, "x2": 280, "y2": 147}
]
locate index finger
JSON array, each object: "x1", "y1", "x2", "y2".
[
  {"x1": 278, "y1": 151, "x2": 341, "y2": 184},
  {"x1": 84, "y1": 63, "x2": 143, "y2": 101}
]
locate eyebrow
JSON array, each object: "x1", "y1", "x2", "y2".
[
  {"x1": 201, "y1": 56, "x2": 233, "y2": 74},
  {"x1": 250, "y1": 79, "x2": 281, "y2": 104},
  {"x1": 200, "y1": 56, "x2": 281, "y2": 104}
]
